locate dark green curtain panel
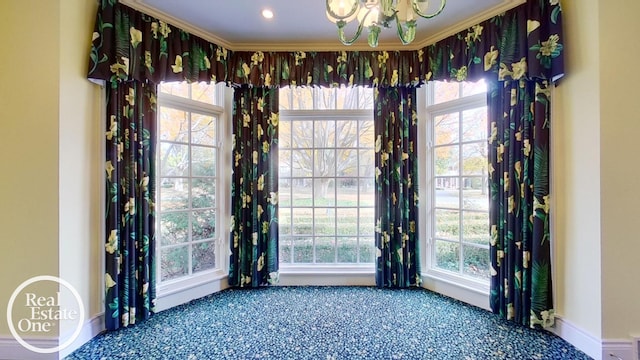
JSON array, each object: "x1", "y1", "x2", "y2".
[
  {"x1": 487, "y1": 79, "x2": 553, "y2": 328},
  {"x1": 374, "y1": 87, "x2": 420, "y2": 288},
  {"x1": 229, "y1": 86, "x2": 280, "y2": 287},
  {"x1": 104, "y1": 80, "x2": 157, "y2": 330}
]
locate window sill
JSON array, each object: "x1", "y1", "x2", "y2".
[
  {"x1": 156, "y1": 269, "x2": 228, "y2": 312},
  {"x1": 279, "y1": 264, "x2": 375, "y2": 275},
  {"x1": 422, "y1": 269, "x2": 489, "y2": 294},
  {"x1": 278, "y1": 264, "x2": 375, "y2": 286},
  {"x1": 421, "y1": 270, "x2": 490, "y2": 310}
]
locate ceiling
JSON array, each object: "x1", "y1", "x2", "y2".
[{"x1": 121, "y1": 0, "x2": 525, "y2": 51}]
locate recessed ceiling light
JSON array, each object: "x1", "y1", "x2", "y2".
[{"x1": 262, "y1": 8, "x2": 274, "y2": 19}]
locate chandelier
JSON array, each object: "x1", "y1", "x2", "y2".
[{"x1": 326, "y1": 0, "x2": 446, "y2": 47}]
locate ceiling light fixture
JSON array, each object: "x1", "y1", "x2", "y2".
[
  {"x1": 326, "y1": 0, "x2": 446, "y2": 47},
  {"x1": 262, "y1": 9, "x2": 274, "y2": 19}
]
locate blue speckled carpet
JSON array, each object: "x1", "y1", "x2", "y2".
[{"x1": 66, "y1": 286, "x2": 591, "y2": 359}]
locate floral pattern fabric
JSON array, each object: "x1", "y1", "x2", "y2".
[
  {"x1": 229, "y1": 86, "x2": 280, "y2": 287},
  {"x1": 487, "y1": 79, "x2": 553, "y2": 328},
  {"x1": 374, "y1": 87, "x2": 420, "y2": 288},
  {"x1": 104, "y1": 80, "x2": 157, "y2": 330},
  {"x1": 88, "y1": 1, "x2": 564, "y2": 87},
  {"x1": 89, "y1": 1, "x2": 228, "y2": 85}
]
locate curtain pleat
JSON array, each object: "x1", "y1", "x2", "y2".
[
  {"x1": 488, "y1": 79, "x2": 554, "y2": 328},
  {"x1": 374, "y1": 87, "x2": 420, "y2": 288},
  {"x1": 104, "y1": 80, "x2": 157, "y2": 330},
  {"x1": 229, "y1": 86, "x2": 280, "y2": 287}
]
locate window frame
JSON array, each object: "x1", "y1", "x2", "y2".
[
  {"x1": 419, "y1": 81, "x2": 491, "y2": 295},
  {"x1": 278, "y1": 87, "x2": 376, "y2": 274},
  {"x1": 155, "y1": 82, "x2": 231, "y2": 298}
]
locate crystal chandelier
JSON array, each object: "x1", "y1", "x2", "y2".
[{"x1": 326, "y1": 0, "x2": 446, "y2": 47}]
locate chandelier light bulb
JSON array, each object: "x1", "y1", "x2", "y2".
[
  {"x1": 326, "y1": 0, "x2": 446, "y2": 47},
  {"x1": 337, "y1": 0, "x2": 346, "y2": 16},
  {"x1": 262, "y1": 9, "x2": 274, "y2": 19},
  {"x1": 326, "y1": 0, "x2": 360, "y2": 24}
]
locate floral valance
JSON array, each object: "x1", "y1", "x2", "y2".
[{"x1": 88, "y1": 0, "x2": 564, "y2": 87}]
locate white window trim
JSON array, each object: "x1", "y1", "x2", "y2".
[
  {"x1": 278, "y1": 106, "x2": 376, "y2": 272},
  {"x1": 279, "y1": 109, "x2": 372, "y2": 119},
  {"x1": 279, "y1": 264, "x2": 375, "y2": 275},
  {"x1": 156, "y1": 83, "x2": 232, "y2": 306},
  {"x1": 418, "y1": 85, "x2": 490, "y2": 303}
]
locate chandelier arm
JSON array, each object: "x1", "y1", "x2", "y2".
[
  {"x1": 367, "y1": 25, "x2": 381, "y2": 47},
  {"x1": 411, "y1": 0, "x2": 446, "y2": 19},
  {"x1": 326, "y1": 0, "x2": 360, "y2": 21},
  {"x1": 396, "y1": 19, "x2": 417, "y2": 45},
  {"x1": 337, "y1": 20, "x2": 366, "y2": 46}
]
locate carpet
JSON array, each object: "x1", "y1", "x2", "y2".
[{"x1": 66, "y1": 286, "x2": 591, "y2": 359}]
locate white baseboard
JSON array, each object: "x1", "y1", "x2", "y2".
[
  {"x1": 0, "y1": 336, "x2": 58, "y2": 360},
  {"x1": 601, "y1": 339, "x2": 635, "y2": 360},
  {"x1": 0, "y1": 314, "x2": 105, "y2": 360},
  {"x1": 550, "y1": 317, "x2": 603, "y2": 360},
  {"x1": 59, "y1": 313, "x2": 105, "y2": 358}
]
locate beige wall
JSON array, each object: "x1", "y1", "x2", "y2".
[
  {"x1": 0, "y1": 0, "x2": 101, "y2": 341},
  {"x1": 58, "y1": 0, "x2": 102, "y2": 333},
  {"x1": 552, "y1": 0, "x2": 602, "y2": 339},
  {"x1": 599, "y1": 1, "x2": 640, "y2": 340},
  {"x1": 556, "y1": 0, "x2": 640, "y2": 343},
  {"x1": 0, "y1": 1, "x2": 62, "y2": 337}
]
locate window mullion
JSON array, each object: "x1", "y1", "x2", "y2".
[
  {"x1": 356, "y1": 119, "x2": 361, "y2": 263},
  {"x1": 311, "y1": 120, "x2": 315, "y2": 264},
  {"x1": 187, "y1": 111, "x2": 194, "y2": 276},
  {"x1": 334, "y1": 139, "x2": 338, "y2": 263},
  {"x1": 458, "y1": 109, "x2": 465, "y2": 276}
]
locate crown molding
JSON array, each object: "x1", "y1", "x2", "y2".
[
  {"x1": 121, "y1": 0, "x2": 525, "y2": 52},
  {"x1": 411, "y1": 0, "x2": 526, "y2": 49},
  {"x1": 120, "y1": 0, "x2": 235, "y2": 49}
]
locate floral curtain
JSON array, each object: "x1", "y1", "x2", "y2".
[
  {"x1": 487, "y1": 79, "x2": 553, "y2": 328},
  {"x1": 88, "y1": 1, "x2": 229, "y2": 85},
  {"x1": 229, "y1": 86, "x2": 280, "y2": 287},
  {"x1": 88, "y1": 1, "x2": 563, "y2": 87},
  {"x1": 104, "y1": 80, "x2": 157, "y2": 330},
  {"x1": 374, "y1": 87, "x2": 420, "y2": 288}
]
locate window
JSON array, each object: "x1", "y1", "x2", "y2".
[
  {"x1": 157, "y1": 82, "x2": 227, "y2": 284},
  {"x1": 278, "y1": 86, "x2": 375, "y2": 267},
  {"x1": 423, "y1": 80, "x2": 490, "y2": 287}
]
